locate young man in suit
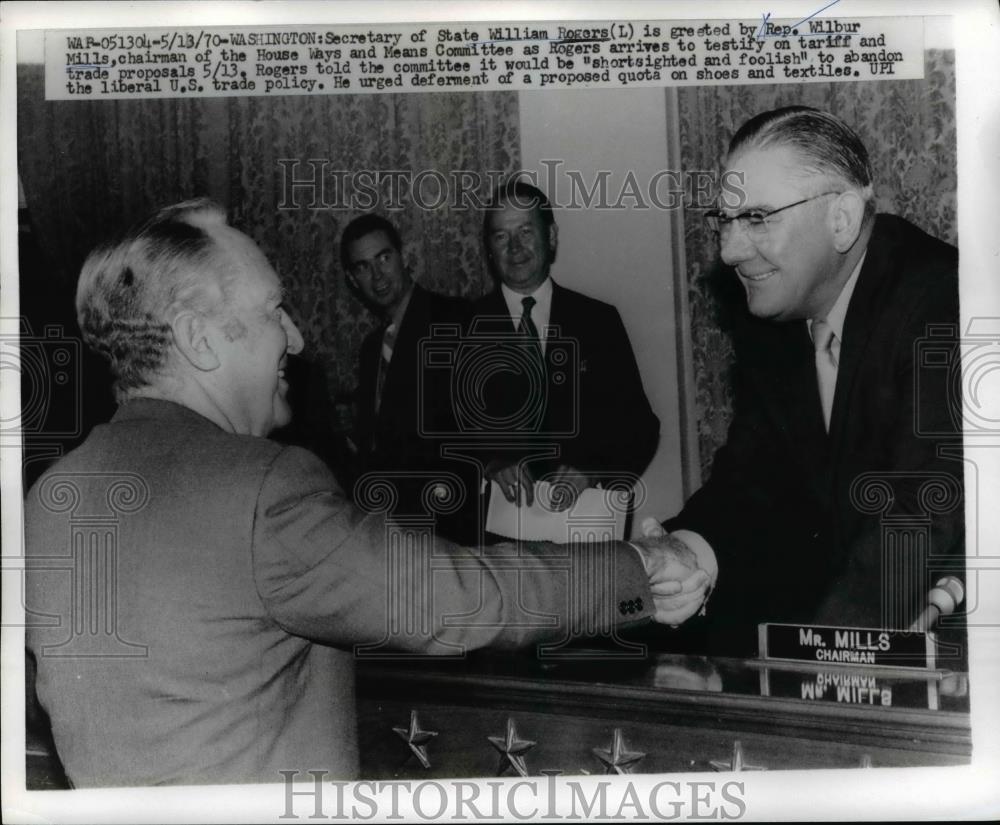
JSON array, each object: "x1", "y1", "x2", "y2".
[
  {"x1": 467, "y1": 179, "x2": 661, "y2": 515},
  {"x1": 652, "y1": 107, "x2": 965, "y2": 656},
  {"x1": 340, "y1": 213, "x2": 473, "y2": 539},
  {"x1": 24, "y1": 198, "x2": 699, "y2": 787}
]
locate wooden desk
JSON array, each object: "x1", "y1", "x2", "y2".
[
  {"x1": 25, "y1": 649, "x2": 971, "y2": 787},
  {"x1": 356, "y1": 651, "x2": 971, "y2": 778}
]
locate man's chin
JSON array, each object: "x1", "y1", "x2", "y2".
[
  {"x1": 745, "y1": 290, "x2": 786, "y2": 322},
  {"x1": 272, "y1": 399, "x2": 294, "y2": 432}
]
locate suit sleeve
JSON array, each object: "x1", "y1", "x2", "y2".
[
  {"x1": 251, "y1": 446, "x2": 655, "y2": 652},
  {"x1": 662, "y1": 358, "x2": 807, "y2": 627}
]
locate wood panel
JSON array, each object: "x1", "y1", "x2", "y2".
[{"x1": 356, "y1": 653, "x2": 971, "y2": 778}]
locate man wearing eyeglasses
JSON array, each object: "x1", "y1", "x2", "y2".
[
  {"x1": 652, "y1": 106, "x2": 964, "y2": 655},
  {"x1": 341, "y1": 213, "x2": 472, "y2": 538}
]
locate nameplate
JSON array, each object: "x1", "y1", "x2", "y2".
[
  {"x1": 758, "y1": 667, "x2": 938, "y2": 710},
  {"x1": 758, "y1": 623, "x2": 935, "y2": 670}
]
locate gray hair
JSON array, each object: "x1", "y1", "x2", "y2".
[
  {"x1": 728, "y1": 106, "x2": 875, "y2": 219},
  {"x1": 76, "y1": 198, "x2": 232, "y2": 399}
]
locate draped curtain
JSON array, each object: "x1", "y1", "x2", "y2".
[
  {"x1": 675, "y1": 50, "x2": 957, "y2": 479},
  {"x1": 17, "y1": 66, "x2": 519, "y2": 417}
]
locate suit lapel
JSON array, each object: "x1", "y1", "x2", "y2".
[
  {"x1": 379, "y1": 285, "x2": 426, "y2": 414},
  {"x1": 544, "y1": 282, "x2": 577, "y2": 437},
  {"x1": 473, "y1": 288, "x2": 517, "y2": 335},
  {"x1": 828, "y1": 223, "x2": 894, "y2": 444},
  {"x1": 546, "y1": 281, "x2": 563, "y2": 340},
  {"x1": 775, "y1": 321, "x2": 830, "y2": 471},
  {"x1": 545, "y1": 281, "x2": 570, "y2": 371},
  {"x1": 494, "y1": 288, "x2": 518, "y2": 333}
]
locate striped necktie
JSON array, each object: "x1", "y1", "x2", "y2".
[{"x1": 375, "y1": 322, "x2": 397, "y2": 414}]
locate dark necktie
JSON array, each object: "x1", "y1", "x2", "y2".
[
  {"x1": 518, "y1": 296, "x2": 546, "y2": 427},
  {"x1": 518, "y1": 296, "x2": 544, "y2": 372}
]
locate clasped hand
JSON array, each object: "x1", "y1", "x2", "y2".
[{"x1": 631, "y1": 533, "x2": 711, "y2": 626}]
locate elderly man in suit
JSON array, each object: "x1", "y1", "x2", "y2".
[
  {"x1": 651, "y1": 107, "x2": 965, "y2": 655},
  {"x1": 467, "y1": 179, "x2": 660, "y2": 514},
  {"x1": 24, "y1": 198, "x2": 700, "y2": 787},
  {"x1": 341, "y1": 213, "x2": 474, "y2": 540}
]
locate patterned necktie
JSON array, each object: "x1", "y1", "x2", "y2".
[
  {"x1": 375, "y1": 322, "x2": 397, "y2": 414},
  {"x1": 518, "y1": 296, "x2": 545, "y2": 375},
  {"x1": 812, "y1": 318, "x2": 839, "y2": 431}
]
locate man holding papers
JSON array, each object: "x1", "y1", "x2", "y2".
[{"x1": 466, "y1": 178, "x2": 660, "y2": 517}]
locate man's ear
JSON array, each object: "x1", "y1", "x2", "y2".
[
  {"x1": 830, "y1": 190, "x2": 866, "y2": 253},
  {"x1": 172, "y1": 311, "x2": 220, "y2": 372},
  {"x1": 547, "y1": 223, "x2": 559, "y2": 260}
]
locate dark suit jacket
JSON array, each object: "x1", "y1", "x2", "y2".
[
  {"x1": 356, "y1": 285, "x2": 468, "y2": 459},
  {"x1": 666, "y1": 215, "x2": 964, "y2": 656},
  {"x1": 466, "y1": 281, "x2": 660, "y2": 487},
  {"x1": 354, "y1": 284, "x2": 472, "y2": 525},
  {"x1": 24, "y1": 399, "x2": 655, "y2": 787}
]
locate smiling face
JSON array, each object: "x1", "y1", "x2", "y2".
[
  {"x1": 719, "y1": 144, "x2": 848, "y2": 322},
  {"x1": 207, "y1": 225, "x2": 304, "y2": 436},
  {"x1": 486, "y1": 202, "x2": 557, "y2": 295},
  {"x1": 345, "y1": 229, "x2": 411, "y2": 318}
]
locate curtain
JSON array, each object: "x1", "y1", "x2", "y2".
[
  {"x1": 17, "y1": 66, "x2": 519, "y2": 415},
  {"x1": 675, "y1": 50, "x2": 957, "y2": 479}
]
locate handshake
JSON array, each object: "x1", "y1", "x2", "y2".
[{"x1": 630, "y1": 521, "x2": 713, "y2": 627}]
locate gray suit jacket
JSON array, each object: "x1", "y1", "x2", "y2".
[{"x1": 25, "y1": 399, "x2": 653, "y2": 787}]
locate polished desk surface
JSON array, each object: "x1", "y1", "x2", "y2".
[
  {"x1": 26, "y1": 649, "x2": 971, "y2": 787},
  {"x1": 356, "y1": 650, "x2": 971, "y2": 778}
]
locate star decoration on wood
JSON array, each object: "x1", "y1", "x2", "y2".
[
  {"x1": 487, "y1": 717, "x2": 536, "y2": 777},
  {"x1": 709, "y1": 740, "x2": 766, "y2": 772},
  {"x1": 392, "y1": 711, "x2": 437, "y2": 769},
  {"x1": 592, "y1": 728, "x2": 646, "y2": 774}
]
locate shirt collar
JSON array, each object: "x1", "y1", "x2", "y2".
[
  {"x1": 500, "y1": 277, "x2": 553, "y2": 332},
  {"x1": 809, "y1": 252, "x2": 866, "y2": 343}
]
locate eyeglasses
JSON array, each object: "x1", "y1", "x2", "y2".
[{"x1": 703, "y1": 191, "x2": 840, "y2": 239}]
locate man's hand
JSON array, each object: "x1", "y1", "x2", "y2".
[
  {"x1": 486, "y1": 460, "x2": 536, "y2": 507},
  {"x1": 631, "y1": 532, "x2": 699, "y2": 581},
  {"x1": 631, "y1": 533, "x2": 711, "y2": 626},
  {"x1": 547, "y1": 464, "x2": 591, "y2": 512},
  {"x1": 651, "y1": 571, "x2": 711, "y2": 626}
]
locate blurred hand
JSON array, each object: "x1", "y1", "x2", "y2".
[
  {"x1": 631, "y1": 532, "x2": 699, "y2": 583},
  {"x1": 631, "y1": 532, "x2": 711, "y2": 626},
  {"x1": 487, "y1": 460, "x2": 536, "y2": 507},
  {"x1": 547, "y1": 464, "x2": 591, "y2": 512},
  {"x1": 651, "y1": 570, "x2": 711, "y2": 626}
]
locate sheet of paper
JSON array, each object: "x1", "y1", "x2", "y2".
[{"x1": 485, "y1": 480, "x2": 629, "y2": 543}]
